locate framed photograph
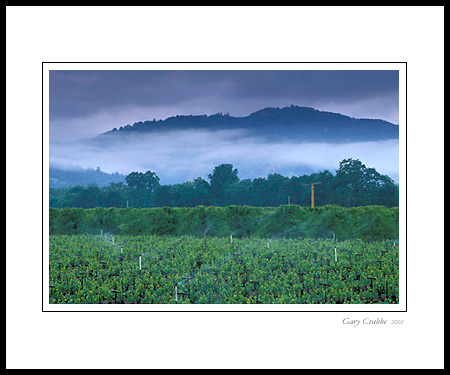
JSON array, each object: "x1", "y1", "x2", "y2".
[{"x1": 43, "y1": 62, "x2": 406, "y2": 312}]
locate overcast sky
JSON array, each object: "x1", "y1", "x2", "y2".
[{"x1": 49, "y1": 70, "x2": 399, "y2": 143}]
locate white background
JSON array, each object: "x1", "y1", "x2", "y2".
[{"x1": 6, "y1": 6, "x2": 444, "y2": 369}]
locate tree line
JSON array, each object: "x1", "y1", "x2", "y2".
[{"x1": 49, "y1": 158, "x2": 399, "y2": 209}]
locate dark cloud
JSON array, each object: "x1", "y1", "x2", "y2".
[
  {"x1": 223, "y1": 70, "x2": 398, "y2": 101},
  {"x1": 50, "y1": 70, "x2": 399, "y2": 125},
  {"x1": 50, "y1": 70, "x2": 232, "y2": 121}
]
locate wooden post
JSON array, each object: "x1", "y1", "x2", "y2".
[{"x1": 303, "y1": 182, "x2": 321, "y2": 208}]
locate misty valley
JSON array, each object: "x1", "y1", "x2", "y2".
[{"x1": 48, "y1": 106, "x2": 400, "y2": 306}]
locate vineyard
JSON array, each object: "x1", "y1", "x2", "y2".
[{"x1": 49, "y1": 234, "x2": 399, "y2": 304}]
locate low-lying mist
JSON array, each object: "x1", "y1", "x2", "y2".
[{"x1": 49, "y1": 128, "x2": 399, "y2": 185}]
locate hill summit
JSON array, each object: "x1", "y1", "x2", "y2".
[{"x1": 98, "y1": 105, "x2": 398, "y2": 143}]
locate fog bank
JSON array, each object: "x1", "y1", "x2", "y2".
[{"x1": 49, "y1": 129, "x2": 399, "y2": 185}]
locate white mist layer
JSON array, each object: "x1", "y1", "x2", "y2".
[{"x1": 49, "y1": 129, "x2": 399, "y2": 184}]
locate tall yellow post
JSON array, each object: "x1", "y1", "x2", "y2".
[{"x1": 311, "y1": 183, "x2": 315, "y2": 208}]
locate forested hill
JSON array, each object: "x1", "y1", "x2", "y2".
[
  {"x1": 96, "y1": 105, "x2": 399, "y2": 143},
  {"x1": 50, "y1": 166, "x2": 126, "y2": 188}
]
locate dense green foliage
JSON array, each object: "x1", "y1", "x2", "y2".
[
  {"x1": 49, "y1": 159, "x2": 399, "y2": 208},
  {"x1": 49, "y1": 205, "x2": 399, "y2": 241},
  {"x1": 49, "y1": 234, "x2": 399, "y2": 304}
]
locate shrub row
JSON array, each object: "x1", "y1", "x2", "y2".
[{"x1": 49, "y1": 205, "x2": 399, "y2": 241}]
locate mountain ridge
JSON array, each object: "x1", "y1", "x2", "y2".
[{"x1": 97, "y1": 105, "x2": 398, "y2": 143}]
